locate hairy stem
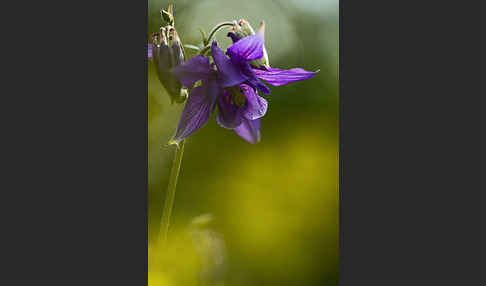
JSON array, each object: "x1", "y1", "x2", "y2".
[{"x1": 159, "y1": 139, "x2": 185, "y2": 245}]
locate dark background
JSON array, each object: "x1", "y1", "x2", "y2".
[{"x1": 5, "y1": 0, "x2": 481, "y2": 285}]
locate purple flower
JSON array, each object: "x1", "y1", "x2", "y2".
[
  {"x1": 169, "y1": 24, "x2": 317, "y2": 144},
  {"x1": 170, "y1": 47, "x2": 267, "y2": 144}
]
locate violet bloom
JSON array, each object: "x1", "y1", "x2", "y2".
[
  {"x1": 170, "y1": 25, "x2": 316, "y2": 144},
  {"x1": 169, "y1": 43, "x2": 266, "y2": 144}
]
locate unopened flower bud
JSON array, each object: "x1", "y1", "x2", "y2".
[
  {"x1": 230, "y1": 20, "x2": 247, "y2": 39},
  {"x1": 161, "y1": 10, "x2": 173, "y2": 25},
  {"x1": 160, "y1": 4, "x2": 175, "y2": 26},
  {"x1": 151, "y1": 26, "x2": 186, "y2": 104},
  {"x1": 238, "y1": 19, "x2": 255, "y2": 36}
]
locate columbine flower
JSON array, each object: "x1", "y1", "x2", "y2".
[
  {"x1": 169, "y1": 21, "x2": 317, "y2": 144},
  {"x1": 169, "y1": 43, "x2": 267, "y2": 144}
]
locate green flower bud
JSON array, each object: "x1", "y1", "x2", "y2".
[
  {"x1": 231, "y1": 20, "x2": 247, "y2": 40},
  {"x1": 238, "y1": 19, "x2": 255, "y2": 36},
  {"x1": 161, "y1": 10, "x2": 173, "y2": 25},
  {"x1": 160, "y1": 4, "x2": 175, "y2": 26},
  {"x1": 151, "y1": 26, "x2": 187, "y2": 104}
]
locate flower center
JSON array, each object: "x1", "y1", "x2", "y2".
[{"x1": 225, "y1": 86, "x2": 246, "y2": 107}]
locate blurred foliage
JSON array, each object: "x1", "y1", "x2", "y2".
[{"x1": 148, "y1": 0, "x2": 338, "y2": 285}]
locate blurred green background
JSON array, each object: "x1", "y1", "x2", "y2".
[{"x1": 148, "y1": 0, "x2": 338, "y2": 285}]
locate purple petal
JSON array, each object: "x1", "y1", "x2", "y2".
[
  {"x1": 211, "y1": 41, "x2": 247, "y2": 88},
  {"x1": 240, "y1": 84, "x2": 268, "y2": 120},
  {"x1": 246, "y1": 74, "x2": 271, "y2": 95},
  {"x1": 204, "y1": 79, "x2": 220, "y2": 113},
  {"x1": 234, "y1": 118, "x2": 261, "y2": 144},
  {"x1": 253, "y1": 67, "x2": 317, "y2": 86},
  {"x1": 239, "y1": 62, "x2": 271, "y2": 94},
  {"x1": 213, "y1": 40, "x2": 270, "y2": 94},
  {"x1": 227, "y1": 33, "x2": 264, "y2": 61},
  {"x1": 148, "y1": 44, "x2": 153, "y2": 59},
  {"x1": 172, "y1": 55, "x2": 215, "y2": 88},
  {"x1": 216, "y1": 90, "x2": 243, "y2": 129},
  {"x1": 171, "y1": 82, "x2": 219, "y2": 143}
]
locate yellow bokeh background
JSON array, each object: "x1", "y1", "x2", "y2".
[{"x1": 148, "y1": 0, "x2": 338, "y2": 285}]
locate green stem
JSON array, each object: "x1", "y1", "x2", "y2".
[
  {"x1": 160, "y1": 139, "x2": 185, "y2": 244},
  {"x1": 205, "y1": 21, "x2": 235, "y2": 45},
  {"x1": 199, "y1": 44, "x2": 211, "y2": 56}
]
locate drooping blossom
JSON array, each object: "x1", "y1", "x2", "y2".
[
  {"x1": 169, "y1": 21, "x2": 317, "y2": 144},
  {"x1": 170, "y1": 42, "x2": 267, "y2": 144}
]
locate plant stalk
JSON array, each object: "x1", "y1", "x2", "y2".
[
  {"x1": 159, "y1": 139, "x2": 185, "y2": 245},
  {"x1": 205, "y1": 21, "x2": 235, "y2": 45}
]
